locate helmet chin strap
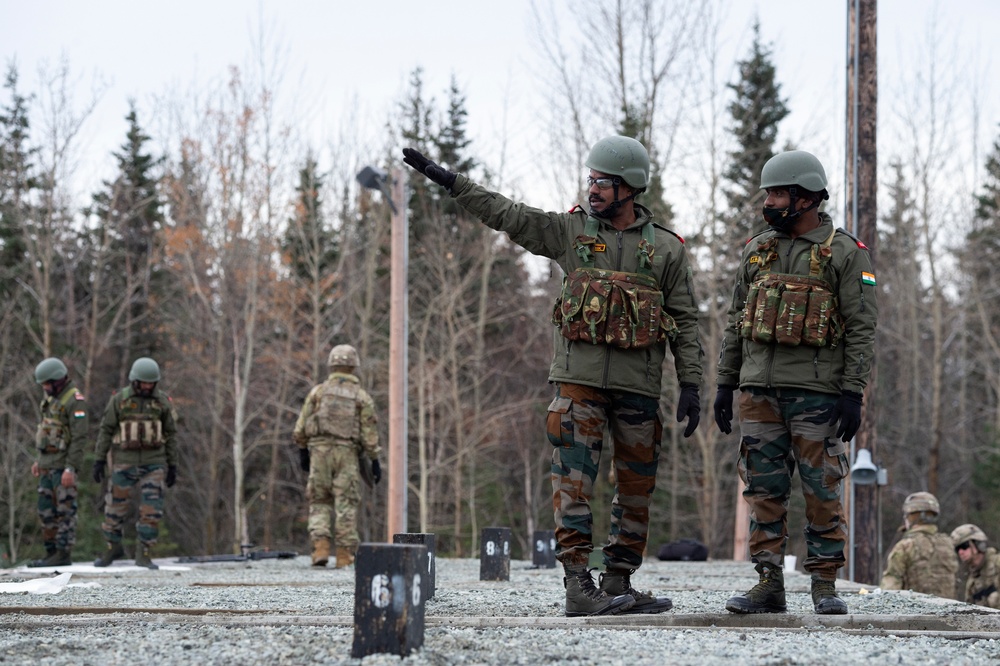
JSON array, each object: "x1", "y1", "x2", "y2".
[
  {"x1": 590, "y1": 181, "x2": 639, "y2": 220},
  {"x1": 765, "y1": 186, "x2": 821, "y2": 231}
]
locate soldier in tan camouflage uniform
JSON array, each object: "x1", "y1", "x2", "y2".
[
  {"x1": 880, "y1": 492, "x2": 957, "y2": 598},
  {"x1": 951, "y1": 524, "x2": 1000, "y2": 607},
  {"x1": 294, "y1": 344, "x2": 382, "y2": 568},
  {"x1": 404, "y1": 137, "x2": 704, "y2": 617}
]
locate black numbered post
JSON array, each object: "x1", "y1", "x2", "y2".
[
  {"x1": 351, "y1": 543, "x2": 426, "y2": 659},
  {"x1": 532, "y1": 529, "x2": 557, "y2": 568},
  {"x1": 392, "y1": 533, "x2": 436, "y2": 600},
  {"x1": 479, "y1": 526, "x2": 511, "y2": 581}
]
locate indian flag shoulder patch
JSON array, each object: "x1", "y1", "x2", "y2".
[{"x1": 861, "y1": 271, "x2": 876, "y2": 286}]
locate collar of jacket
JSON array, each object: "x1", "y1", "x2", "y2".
[{"x1": 766, "y1": 212, "x2": 835, "y2": 243}]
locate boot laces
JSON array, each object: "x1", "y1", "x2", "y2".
[
  {"x1": 574, "y1": 568, "x2": 604, "y2": 600},
  {"x1": 812, "y1": 579, "x2": 837, "y2": 600}
]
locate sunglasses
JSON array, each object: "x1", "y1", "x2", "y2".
[
  {"x1": 955, "y1": 541, "x2": 972, "y2": 552},
  {"x1": 587, "y1": 176, "x2": 620, "y2": 190}
]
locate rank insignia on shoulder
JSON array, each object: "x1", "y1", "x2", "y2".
[
  {"x1": 568, "y1": 204, "x2": 585, "y2": 213},
  {"x1": 857, "y1": 239, "x2": 869, "y2": 249},
  {"x1": 74, "y1": 391, "x2": 85, "y2": 400},
  {"x1": 749, "y1": 256, "x2": 760, "y2": 264},
  {"x1": 594, "y1": 243, "x2": 606, "y2": 252},
  {"x1": 861, "y1": 271, "x2": 876, "y2": 286}
]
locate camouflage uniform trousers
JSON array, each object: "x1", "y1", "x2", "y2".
[
  {"x1": 306, "y1": 442, "x2": 361, "y2": 550},
  {"x1": 102, "y1": 464, "x2": 166, "y2": 546},
  {"x1": 547, "y1": 382, "x2": 662, "y2": 569},
  {"x1": 37, "y1": 467, "x2": 78, "y2": 552},
  {"x1": 737, "y1": 387, "x2": 848, "y2": 579}
]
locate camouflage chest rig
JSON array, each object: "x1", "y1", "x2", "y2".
[
  {"x1": 35, "y1": 388, "x2": 81, "y2": 453},
  {"x1": 740, "y1": 227, "x2": 844, "y2": 347},
  {"x1": 552, "y1": 217, "x2": 678, "y2": 349}
]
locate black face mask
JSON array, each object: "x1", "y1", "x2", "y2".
[
  {"x1": 762, "y1": 205, "x2": 798, "y2": 231},
  {"x1": 132, "y1": 380, "x2": 156, "y2": 397}
]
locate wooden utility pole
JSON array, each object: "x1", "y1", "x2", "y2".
[
  {"x1": 387, "y1": 169, "x2": 409, "y2": 540},
  {"x1": 845, "y1": 0, "x2": 879, "y2": 584}
]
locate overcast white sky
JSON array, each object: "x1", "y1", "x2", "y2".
[{"x1": 2, "y1": 0, "x2": 998, "y2": 226}]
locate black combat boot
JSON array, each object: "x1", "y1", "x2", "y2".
[
  {"x1": 29, "y1": 548, "x2": 71, "y2": 567},
  {"x1": 811, "y1": 577, "x2": 847, "y2": 614},
  {"x1": 134, "y1": 545, "x2": 159, "y2": 570},
  {"x1": 599, "y1": 568, "x2": 673, "y2": 614},
  {"x1": 94, "y1": 542, "x2": 125, "y2": 567},
  {"x1": 563, "y1": 564, "x2": 635, "y2": 617},
  {"x1": 726, "y1": 562, "x2": 787, "y2": 613}
]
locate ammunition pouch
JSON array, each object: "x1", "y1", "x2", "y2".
[
  {"x1": 114, "y1": 416, "x2": 164, "y2": 450},
  {"x1": 740, "y1": 273, "x2": 843, "y2": 347},
  {"x1": 35, "y1": 417, "x2": 68, "y2": 453},
  {"x1": 552, "y1": 267, "x2": 677, "y2": 349}
]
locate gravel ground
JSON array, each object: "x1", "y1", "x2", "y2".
[{"x1": 2, "y1": 556, "x2": 999, "y2": 665}]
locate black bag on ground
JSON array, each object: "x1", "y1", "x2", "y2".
[{"x1": 657, "y1": 539, "x2": 708, "y2": 561}]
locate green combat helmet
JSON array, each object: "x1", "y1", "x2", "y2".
[
  {"x1": 328, "y1": 344, "x2": 360, "y2": 369},
  {"x1": 759, "y1": 150, "x2": 828, "y2": 192},
  {"x1": 129, "y1": 357, "x2": 161, "y2": 382},
  {"x1": 34, "y1": 357, "x2": 68, "y2": 384},
  {"x1": 585, "y1": 135, "x2": 650, "y2": 190}
]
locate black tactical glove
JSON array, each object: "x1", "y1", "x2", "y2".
[
  {"x1": 402, "y1": 148, "x2": 457, "y2": 191},
  {"x1": 298, "y1": 448, "x2": 310, "y2": 473},
  {"x1": 714, "y1": 385, "x2": 737, "y2": 435},
  {"x1": 829, "y1": 390, "x2": 863, "y2": 442},
  {"x1": 371, "y1": 459, "x2": 382, "y2": 485},
  {"x1": 165, "y1": 465, "x2": 177, "y2": 488},
  {"x1": 92, "y1": 460, "x2": 106, "y2": 484},
  {"x1": 676, "y1": 383, "x2": 701, "y2": 438}
]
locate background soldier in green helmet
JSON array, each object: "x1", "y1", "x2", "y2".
[
  {"x1": 93, "y1": 357, "x2": 179, "y2": 569},
  {"x1": 293, "y1": 344, "x2": 382, "y2": 569},
  {"x1": 880, "y1": 492, "x2": 958, "y2": 598},
  {"x1": 28, "y1": 357, "x2": 88, "y2": 567},
  {"x1": 403, "y1": 135, "x2": 704, "y2": 618},
  {"x1": 951, "y1": 523, "x2": 1000, "y2": 607},
  {"x1": 716, "y1": 150, "x2": 878, "y2": 615}
]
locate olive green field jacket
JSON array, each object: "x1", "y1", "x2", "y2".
[
  {"x1": 451, "y1": 175, "x2": 703, "y2": 399},
  {"x1": 718, "y1": 213, "x2": 877, "y2": 395}
]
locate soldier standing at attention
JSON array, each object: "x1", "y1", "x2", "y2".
[
  {"x1": 294, "y1": 344, "x2": 382, "y2": 568},
  {"x1": 880, "y1": 492, "x2": 958, "y2": 598},
  {"x1": 951, "y1": 524, "x2": 1000, "y2": 608},
  {"x1": 93, "y1": 357, "x2": 178, "y2": 569},
  {"x1": 715, "y1": 150, "x2": 878, "y2": 615},
  {"x1": 403, "y1": 136, "x2": 704, "y2": 617},
  {"x1": 28, "y1": 358, "x2": 88, "y2": 568}
]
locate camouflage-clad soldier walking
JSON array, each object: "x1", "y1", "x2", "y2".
[
  {"x1": 294, "y1": 344, "x2": 382, "y2": 568},
  {"x1": 951, "y1": 524, "x2": 1000, "y2": 607},
  {"x1": 28, "y1": 358, "x2": 88, "y2": 568},
  {"x1": 404, "y1": 135, "x2": 704, "y2": 617},
  {"x1": 715, "y1": 151, "x2": 878, "y2": 615},
  {"x1": 880, "y1": 492, "x2": 957, "y2": 598},
  {"x1": 93, "y1": 357, "x2": 178, "y2": 569}
]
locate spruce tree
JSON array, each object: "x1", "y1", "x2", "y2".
[
  {"x1": 284, "y1": 154, "x2": 336, "y2": 281},
  {"x1": 723, "y1": 21, "x2": 790, "y2": 241},
  {"x1": 0, "y1": 65, "x2": 36, "y2": 293},
  {"x1": 87, "y1": 103, "x2": 165, "y2": 363}
]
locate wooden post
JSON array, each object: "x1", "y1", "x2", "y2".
[
  {"x1": 387, "y1": 169, "x2": 408, "y2": 540},
  {"x1": 846, "y1": 0, "x2": 880, "y2": 585},
  {"x1": 479, "y1": 527, "x2": 511, "y2": 581},
  {"x1": 392, "y1": 533, "x2": 436, "y2": 599},
  {"x1": 532, "y1": 530, "x2": 556, "y2": 569},
  {"x1": 351, "y1": 543, "x2": 425, "y2": 658}
]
